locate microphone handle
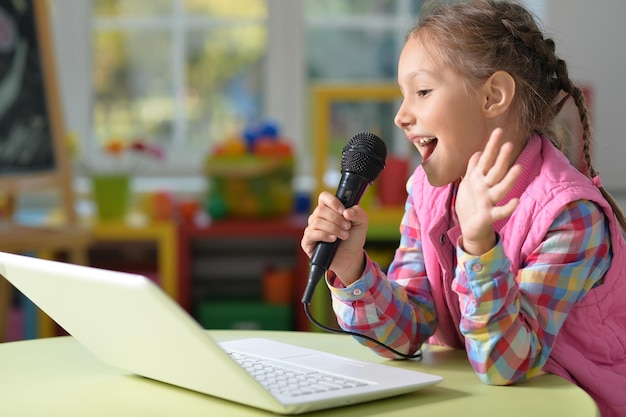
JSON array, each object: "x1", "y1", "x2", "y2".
[{"x1": 302, "y1": 172, "x2": 370, "y2": 304}]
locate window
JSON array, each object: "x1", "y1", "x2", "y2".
[
  {"x1": 53, "y1": 0, "x2": 421, "y2": 191},
  {"x1": 89, "y1": 0, "x2": 268, "y2": 176}
]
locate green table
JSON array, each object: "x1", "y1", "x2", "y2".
[{"x1": 0, "y1": 330, "x2": 599, "y2": 417}]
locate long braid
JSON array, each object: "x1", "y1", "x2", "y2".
[
  {"x1": 504, "y1": 0, "x2": 626, "y2": 233},
  {"x1": 569, "y1": 86, "x2": 594, "y2": 175},
  {"x1": 554, "y1": 50, "x2": 626, "y2": 232}
]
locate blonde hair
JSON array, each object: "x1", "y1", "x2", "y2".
[{"x1": 411, "y1": 0, "x2": 626, "y2": 232}]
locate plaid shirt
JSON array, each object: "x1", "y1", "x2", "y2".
[{"x1": 328, "y1": 198, "x2": 611, "y2": 384}]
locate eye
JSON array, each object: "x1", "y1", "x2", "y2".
[{"x1": 417, "y1": 89, "x2": 432, "y2": 97}]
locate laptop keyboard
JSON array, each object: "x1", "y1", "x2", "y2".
[{"x1": 227, "y1": 351, "x2": 371, "y2": 397}]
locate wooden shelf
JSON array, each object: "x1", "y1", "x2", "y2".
[
  {"x1": 89, "y1": 221, "x2": 178, "y2": 301},
  {"x1": 0, "y1": 221, "x2": 178, "y2": 341},
  {"x1": 177, "y1": 216, "x2": 310, "y2": 331},
  {"x1": 0, "y1": 224, "x2": 92, "y2": 341}
]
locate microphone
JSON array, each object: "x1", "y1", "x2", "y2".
[{"x1": 301, "y1": 132, "x2": 387, "y2": 304}]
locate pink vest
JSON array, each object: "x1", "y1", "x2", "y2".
[{"x1": 409, "y1": 135, "x2": 626, "y2": 416}]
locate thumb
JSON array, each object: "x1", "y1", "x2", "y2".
[{"x1": 343, "y1": 205, "x2": 368, "y2": 225}]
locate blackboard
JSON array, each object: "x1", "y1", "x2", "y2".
[
  {"x1": 0, "y1": 0, "x2": 57, "y2": 176},
  {"x1": 0, "y1": 0, "x2": 76, "y2": 224}
]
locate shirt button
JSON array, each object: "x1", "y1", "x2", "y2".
[
  {"x1": 352, "y1": 288, "x2": 362, "y2": 296},
  {"x1": 440, "y1": 234, "x2": 446, "y2": 244},
  {"x1": 472, "y1": 264, "x2": 484, "y2": 272}
]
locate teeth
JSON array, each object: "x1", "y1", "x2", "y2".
[{"x1": 418, "y1": 137, "x2": 436, "y2": 145}]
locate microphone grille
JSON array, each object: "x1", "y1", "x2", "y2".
[{"x1": 341, "y1": 132, "x2": 387, "y2": 183}]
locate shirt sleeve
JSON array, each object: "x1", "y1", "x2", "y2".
[
  {"x1": 453, "y1": 200, "x2": 612, "y2": 385},
  {"x1": 326, "y1": 188, "x2": 438, "y2": 358}
]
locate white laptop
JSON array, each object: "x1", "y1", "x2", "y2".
[{"x1": 0, "y1": 251, "x2": 442, "y2": 415}]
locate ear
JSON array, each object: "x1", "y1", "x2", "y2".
[{"x1": 481, "y1": 70, "x2": 515, "y2": 118}]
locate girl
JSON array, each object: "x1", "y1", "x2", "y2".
[{"x1": 301, "y1": 1, "x2": 626, "y2": 416}]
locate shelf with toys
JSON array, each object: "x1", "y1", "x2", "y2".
[
  {"x1": 204, "y1": 120, "x2": 295, "y2": 220},
  {"x1": 180, "y1": 121, "x2": 311, "y2": 331}
]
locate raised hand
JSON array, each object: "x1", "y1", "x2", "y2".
[{"x1": 456, "y1": 128, "x2": 522, "y2": 255}]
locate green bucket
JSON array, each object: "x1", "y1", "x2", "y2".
[{"x1": 91, "y1": 175, "x2": 130, "y2": 221}]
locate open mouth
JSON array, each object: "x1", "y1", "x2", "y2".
[{"x1": 418, "y1": 137, "x2": 438, "y2": 162}]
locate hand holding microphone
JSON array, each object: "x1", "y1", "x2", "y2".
[
  {"x1": 299, "y1": 133, "x2": 422, "y2": 359},
  {"x1": 301, "y1": 132, "x2": 387, "y2": 304}
]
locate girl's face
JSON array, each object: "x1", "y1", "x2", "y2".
[{"x1": 394, "y1": 37, "x2": 491, "y2": 187}]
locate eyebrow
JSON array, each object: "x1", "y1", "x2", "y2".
[
  {"x1": 399, "y1": 69, "x2": 439, "y2": 85},
  {"x1": 409, "y1": 69, "x2": 439, "y2": 79}
]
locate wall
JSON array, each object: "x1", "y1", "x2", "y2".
[{"x1": 542, "y1": 1, "x2": 626, "y2": 196}]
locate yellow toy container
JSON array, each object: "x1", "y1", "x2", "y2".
[{"x1": 205, "y1": 155, "x2": 294, "y2": 219}]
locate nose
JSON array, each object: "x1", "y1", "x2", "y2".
[{"x1": 394, "y1": 99, "x2": 412, "y2": 130}]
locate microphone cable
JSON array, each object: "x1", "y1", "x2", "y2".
[
  {"x1": 302, "y1": 300, "x2": 422, "y2": 360},
  {"x1": 301, "y1": 131, "x2": 421, "y2": 360}
]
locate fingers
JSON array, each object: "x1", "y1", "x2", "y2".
[
  {"x1": 301, "y1": 192, "x2": 362, "y2": 257},
  {"x1": 312, "y1": 191, "x2": 368, "y2": 227},
  {"x1": 488, "y1": 162, "x2": 522, "y2": 201},
  {"x1": 465, "y1": 150, "x2": 483, "y2": 178},
  {"x1": 477, "y1": 127, "x2": 504, "y2": 176},
  {"x1": 471, "y1": 128, "x2": 519, "y2": 190},
  {"x1": 317, "y1": 191, "x2": 346, "y2": 214},
  {"x1": 491, "y1": 197, "x2": 519, "y2": 221},
  {"x1": 466, "y1": 128, "x2": 507, "y2": 184},
  {"x1": 483, "y1": 140, "x2": 515, "y2": 186}
]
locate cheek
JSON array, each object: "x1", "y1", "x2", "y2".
[
  {"x1": 419, "y1": 105, "x2": 444, "y2": 128},
  {"x1": 424, "y1": 96, "x2": 466, "y2": 130},
  {"x1": 445, "y1": 105, "x2": 485, "y2": 142}
]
